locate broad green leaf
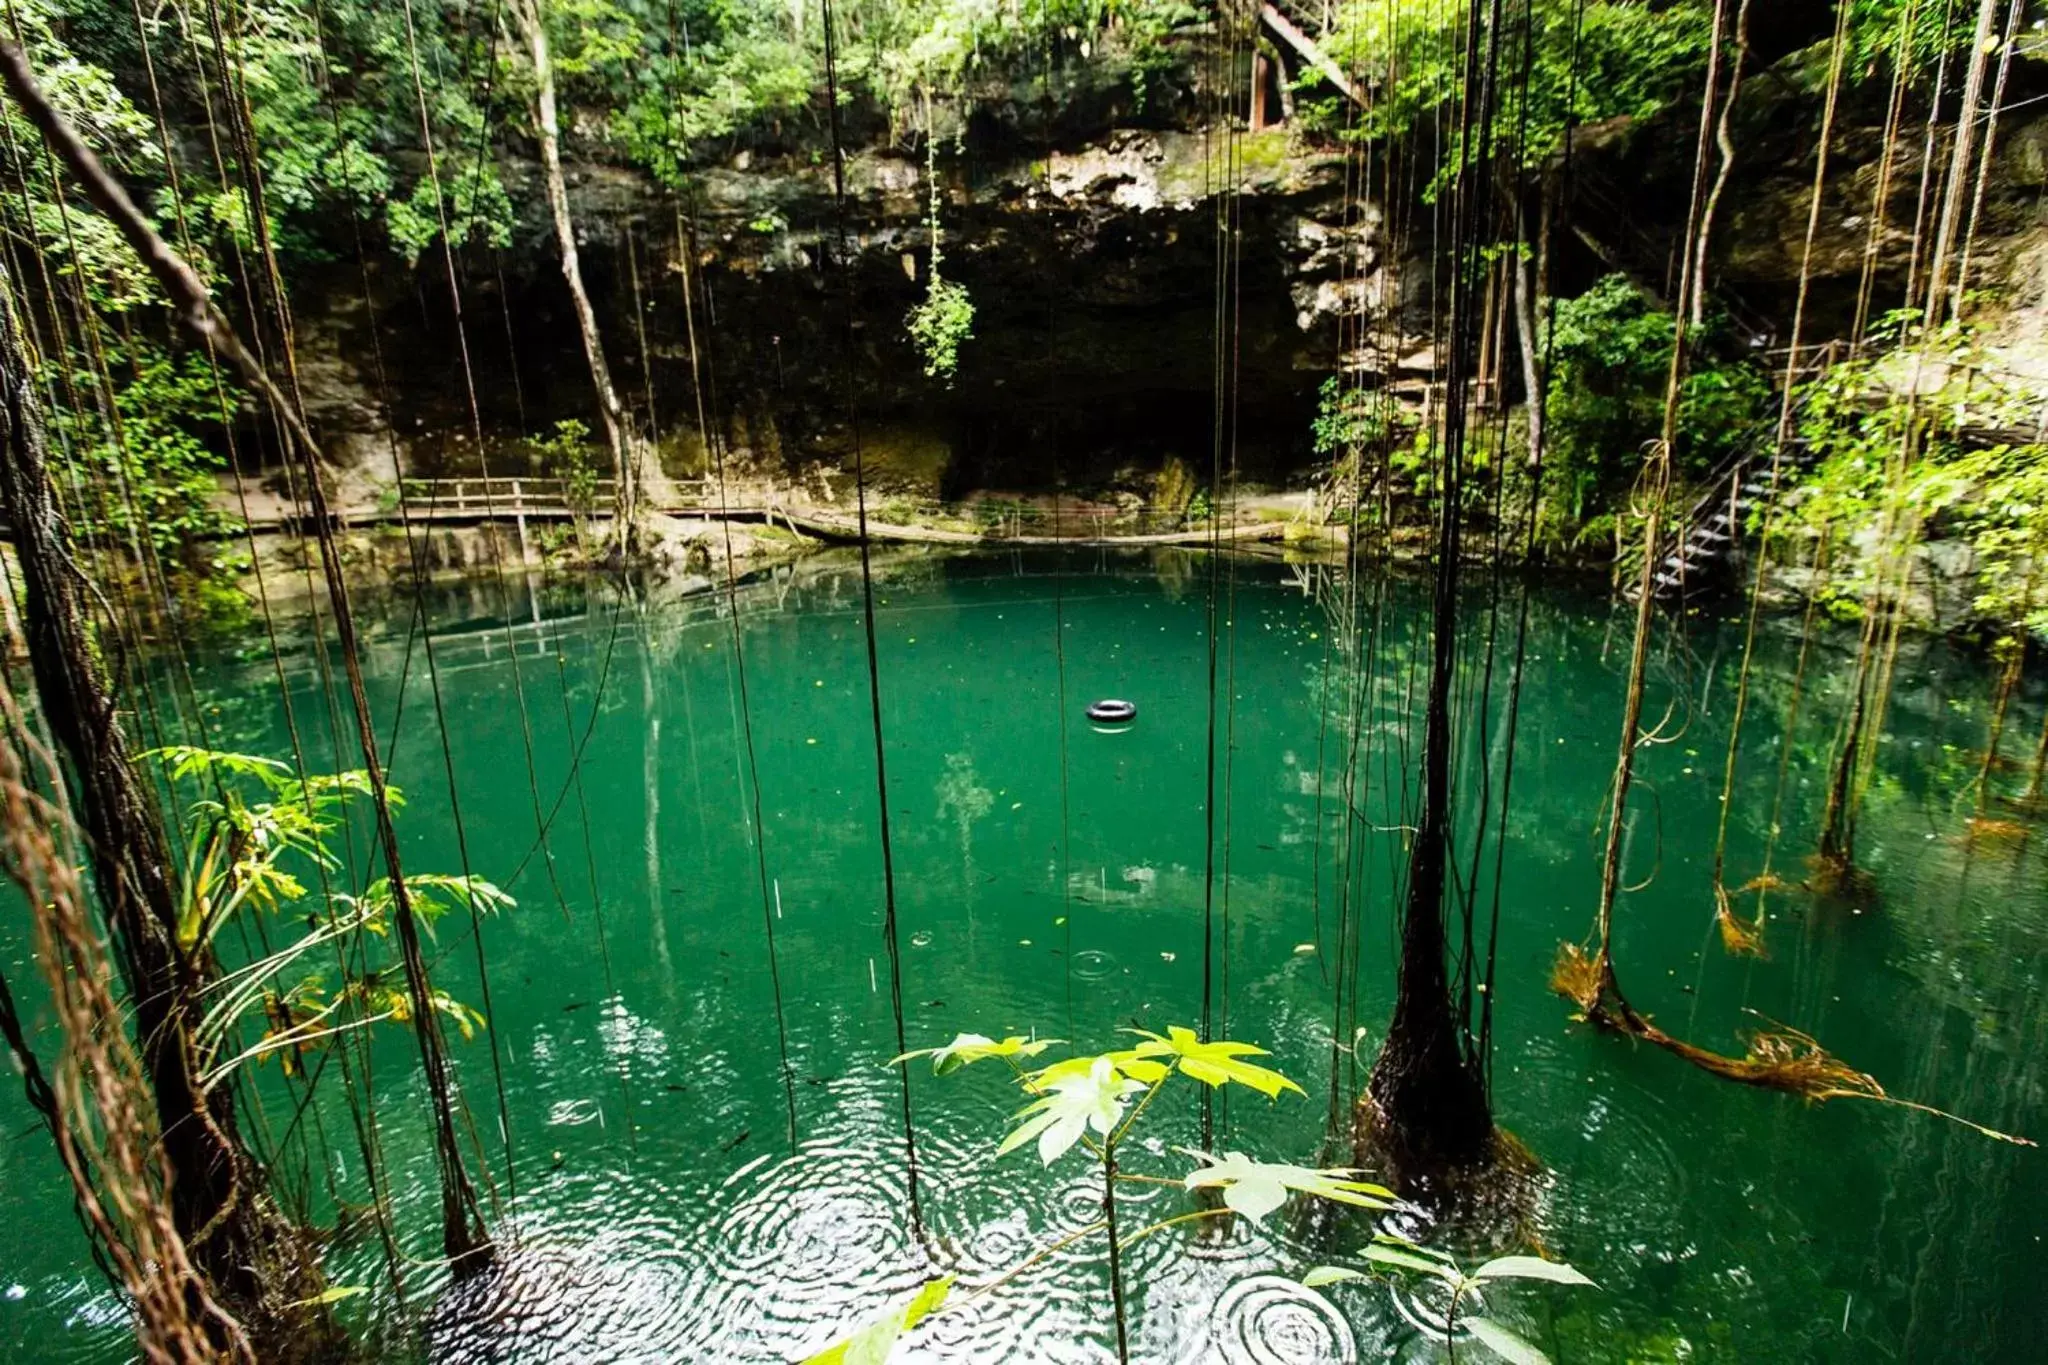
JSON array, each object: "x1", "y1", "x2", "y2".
[
  {"x1": 1123, "y1": 1025, "x2": 1303, "y2": 1098},
  {"x1": 1471, "y1": 1255, "x2": 1596, "y2": 1288},
  {"x1": 1363, "y1": 1241, "x2": 1460, "y2": 1282},
  {"x1": 892, "y1": 1032, "x2": 1059, "y2": 1077},
  {"x1": 801, "y1": 1276, "x2": 953, "y2": 1365},
  {"x1": 998, "y1": 1056, "x2": 1144, "y2": 1165},
  {"x1": 1178, "y1": 1147, "x2": 1396, "y2": 1222},
  {"x1": 1465, "y1": 1316, "x2": 1550, "y2": 1365},
  {"x1": 1302, "y1": 1265, "x2": 1369, "y2": 1288},
  {"x1": 1046, "y1": 1050, "x2": 1168, "y2": 1085}
]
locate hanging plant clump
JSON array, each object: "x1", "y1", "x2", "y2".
[{"x1": 906, "y1": 96, "x2": 975, "y2": 381}]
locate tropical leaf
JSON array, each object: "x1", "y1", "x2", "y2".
[
  {"x1": 998, "y1": 1056, "x2": 1145, "y2": 1165},
  {"x1": 892, "y1": 1032, "x2": 1059, "y2": 1076},
  {"x1": 1177, "y1": 1147, "x2": 1396, "y2": 1222},
  {"x1": 1471, "y1": 1255, "x2": 1595, "y2": 1288},
  {"x1": 1465, "y1": 1316, "x2": 1550, "y2": 1365},
  {"x1": 147, "y1": 746, "x2": 292, "y2": 786},
  {"x1": 406, "y1": 873, "x2": 516, "y2": 920},
  {"x1": 1302, "y1": 1265, "x2": 1370, "y2": 1288},
  {"x1": 1036, "y1": 1051, "x2": 1170, "y2": 1086},
  {"x1": 1362, "y1": 1239, "x2": 1459, "y2": 1282},
  {"x1": 801, "y1": 1276, "x2": 952, "y2": 1365},
  {"x1": 1122, "y1": 1025, "x2": 1303, "y2": 1098}
]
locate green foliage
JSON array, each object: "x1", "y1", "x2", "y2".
[
  {"x1": 906, "y1": 277, "x2": 975, "y2": 380},
  {"x1": 1124, "y1": 0, "x2": 1201, "y2": 111},
  {"x1": 802, "y1": 1277, "x2": 953, "y2": 1365},
  {"x1": 1123, "y1": 1024, "x2": 1304, "y2": 1098},
  {"x1": 999, "y1": 1053, "x2": 1148, "y2": 1162},
  {"x1": 1305, "y1": 1238, "x2": 1596, "y2": 1365},
  {"x1": 905, "y1": 121, "x2": 975, "y2": 381},
  {"x1": 532, "y1": 417, "x2": 602, "y2": 516},
  {"x1": 856, "y1": 1024, "x2": 1413, "y2": 1357},
  {"x1": 1178, "y1": 1147, "x2": 1390, "y2": 1222},
  {"x1": 1786, "y1": 319, "x2": 2048, "y2": 632},
  {"x1": 1839, "y1": 0, "x2": 2013, "y2": 87},
  {"x1": 1311, "y1": 375, "x2": 1400, "y2": 458},
  {"x1": 48, "y1": 339, "x2": 240, "y2": 563},
  {"x1": 893, "y1": 1031, "x2": 1059, "y2": 1075},
  {"x1": 152, "y1": 747, "x2": 513, "y2": 1084},
  {"x1": 1323, "y1": 1, "x2": 1714, "y2": 191},
  {"x1": 1542, "y1": 274, "x2": 1767, "y2": 532}
]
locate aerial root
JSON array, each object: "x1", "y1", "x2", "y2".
[{"x1": 1549, "y1": 943, "x2": 2034, "y2": 1147}]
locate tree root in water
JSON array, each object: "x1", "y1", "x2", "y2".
[
  {"x1": 1961, "y1": 816, "x2": 2030, "y2": 845},
  {"x1": 1804, "y1": 853, "x2": 1879, "y2": 908},
  {"x1": 1551, "y1": 943, "x2": 2033, "y2": 1145},
  {"x1": 1712, "y1": 882, "x2": 1767, "y2": 958},
  {"x1": 1348, "y1": 1092, "x2": 1546, "y2": 1236}
]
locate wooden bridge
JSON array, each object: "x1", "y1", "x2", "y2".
[{"x1": 235, "y1": 477, "x2": 1292, "y2": 550}]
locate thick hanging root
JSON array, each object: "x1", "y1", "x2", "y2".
[{"x1": 1551, "y1": 943, "x2": 2032, "y2": 1145}]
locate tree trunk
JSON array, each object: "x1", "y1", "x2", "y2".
[
  {"x1": 1691, "y1": 0, "x2": 1750, "y2": 329},
  {"x1": 0, "y1": 261, "x2": 336, "y2": 1361},
  {"x1": 1926, "y1": 0, "x2": 1999, "y2": 319},
  {"x1": 1361, "y1": 3, "x2": 1497, "y2": 1173},
  {"x1": 1513, "y1": 204, "x2": 1544, "y2": 471},
  {"x1": 513, "y1": 0, "x2": 641, "y2": 543}
]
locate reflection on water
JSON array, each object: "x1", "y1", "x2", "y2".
[{"x1": 0, "y1": 551, "x2": 2044, "y2": 1362}]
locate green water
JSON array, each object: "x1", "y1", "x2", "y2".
[{"x1": 2, "y1": 550, "x2": 2044, "y2": 1362}]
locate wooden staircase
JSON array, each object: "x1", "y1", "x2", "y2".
[{"x1": 1641, "y1": 406, "x2": 1820, "y2": 602}]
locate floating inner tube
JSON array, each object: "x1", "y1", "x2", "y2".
[{"x1": 1086, "y1": 699, "x2": 1137, "y2": 725}]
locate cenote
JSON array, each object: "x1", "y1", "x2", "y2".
[
  {"x1": 9, "y1": 2, "x2": 2048, "y2": 1359},
  {"x1": 2, "y1": 552, "x2": 2041, "y2": 1362}
]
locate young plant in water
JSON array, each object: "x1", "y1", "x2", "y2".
[
  {"x1": 150, "y1": 746, "x2": 513, "y2": 1087},
  {"x1": 1305, "y1": 1239, "x2": 1595, "y2": 1364},
  {"x1": 804, "y1": 1026, "x2": 1397, "y2": 1362}
]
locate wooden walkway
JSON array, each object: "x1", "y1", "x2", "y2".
[
  {"x1": 769, "y1": 507, "x2": 1290, "y2": 548},
  {"x1": 232, "y1": 477, "x2": 1295, "y2": 550}
]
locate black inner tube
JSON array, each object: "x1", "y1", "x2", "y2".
[{"x1": 1087, "y1": 699, "x2": 1137, "y2": 724}]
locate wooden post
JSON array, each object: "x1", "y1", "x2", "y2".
[
  {"x1": 511, "y1": 478, "x2": 530, "y2": 564},
  {"x1": 1251, "y1": 49, "x2": 1278, "y2": 131}
]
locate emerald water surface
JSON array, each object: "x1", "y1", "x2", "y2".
[{"x1": 1, "y1": 550, "x2": 2043, "y2": 1362}]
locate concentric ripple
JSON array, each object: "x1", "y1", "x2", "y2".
[{"x1": 1202, "y1": 1274, "x2": 1358, "y2": 1364}]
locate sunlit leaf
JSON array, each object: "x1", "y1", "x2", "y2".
[
  {"x1": 892, "y1": 1032, "x2": 1059, "y2": 1076},
  {"x1": 1471, "y1": 1255, "x2": 1595, "y2": 1288},
  {"x1": 1465, "y1": 1316, "x2": 1550, "y2": 1365},
  {"x1": 1123, "y1": 1025, "x2": 1303, "y2": 1098},
  {"x1": 1302, "y1": 1265, "x2": 1369, "y2": 1288},
  {"x1": 1039, "y1": 1051, "x2": 1169, "y2": 1086},
  {"x1": 801, "y1": 1275, "x2": 952, "y2": 1365},
  {"x1": 1363, "y1": 1239, "x2": 1459, "y2": 1282},
  {"x1": 998, "y1": 1056, "x2": 1144, "y2": 1165},
  {"x1": 1178, "y1": 1147, "x2": 1396, "y2": 1222}
]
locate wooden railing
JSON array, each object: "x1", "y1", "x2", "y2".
[{"x1": 397, "y1": 476, "x2": 618, "y2": 516}]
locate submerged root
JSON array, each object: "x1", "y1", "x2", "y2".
[
  {"x1": 1736, "y1": 871, "x2": 1799, "y2": 895},
  {"x1": 1712, "y1": 883, "x2": 1768, "y2": 958},
  {"x1": 1548, "y1": 941, "x2": 1605, "y2": 1016},
  {"x1": 1348, "y1": 1093, "x2": 1545, "y2": 1235},
  {"x1": 1550, "y1": 943, "x2": 2033, "y2": 1145},
  {"x1": 1804, "y1": 853, "x2": 1879, "y2": 907},
  {"x1": 1961, "y1": 816, "x2": 2029, "y2": 846}
]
